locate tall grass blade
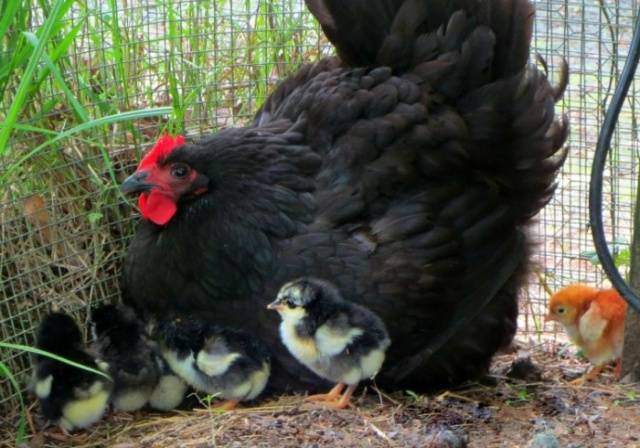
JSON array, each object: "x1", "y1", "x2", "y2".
[
  {"x1": 31, "y1": 18, "x2": 86, "y2": 94},
  {"x1": 0, "y1": 0, "x2": 74, "y2": 155},
  {"x1": 0, "y1": 342, "x2": 112, "y2": 380},
  {"x1": 23, "y1": 32, "x2": 90, "y2": 122},
  {"x1": 0, "y1": 361, "x2": 26, "y2": 444},
  {"x1": 0, "y1": 0, "x2": 25, "y2": 95},
  {"x1": 108, "y1": 0, "x2": 130, "y2": 108},
  {"x1": 1, "y1": 107, "x2": 173, "y2": 183},
  {"x1": 0, "y1": 1, "x2": 20, "y2": 47},
  {"x1": 167, "y1": 0, "x2": 184, "y2": 131}
]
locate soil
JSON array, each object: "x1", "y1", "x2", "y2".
[{"x1": 3, "y1": 338, "x2": 640, "y2": 448}]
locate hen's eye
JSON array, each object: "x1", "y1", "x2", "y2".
[
  {"x1": 171, "y1": 163, "x2": 190, "y2": 178},
  {"x1": 557, "y1": 307, "x2": 565, "y2": 314}
]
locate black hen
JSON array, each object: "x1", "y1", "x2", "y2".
[{"x1": 121, "y1": 0, "x2": 568, "y2": 392}]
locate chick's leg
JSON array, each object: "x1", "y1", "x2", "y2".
[
  {"x1": 614, "y1": 359, "x2": 622, "y2": 381},
  {"x1": 323, "y1": 384, "x2": 357, "y2": 409},
  {"x1": 305, "y1": 383, "x2": 345, "y2": 402},
  {"x1": 216, "y1": 400, "x2": 239, "y2": 411},
  {"x1": 570, "y1": 364, "x2": 605, "y2": 386}
]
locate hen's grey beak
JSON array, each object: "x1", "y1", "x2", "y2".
[
  {"x1": 121, "y1": 171, "x2": 154, "y2": 194},
  {"x1": 267, "y1": 301, "x2": 283, "y2": 311}
]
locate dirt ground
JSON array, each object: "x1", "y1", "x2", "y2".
[{"x1": 3, "y1": 338, "x2": 640, "y2": 448}]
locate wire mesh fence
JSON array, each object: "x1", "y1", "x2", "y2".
[
  {"x1": 0, "y1": 0, "x2": 638, "y2": 410},
  {"x1": 523, "y1": 0, "x2": 640, "y2": 337}
]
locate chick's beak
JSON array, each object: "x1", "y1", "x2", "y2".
[
  {"x1": 121, "y1": 170, "x2": 154, "y2": 194},
  {"x1": 267, "y1": 300, "x2": 284, "y2": 311}
]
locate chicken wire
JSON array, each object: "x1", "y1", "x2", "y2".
[
  {"x1": 0, "y1": 0, "x2": 638, "y2": 410},
  {"x1": 523, "y1": 0, "x2": 640, "y2": 336}
]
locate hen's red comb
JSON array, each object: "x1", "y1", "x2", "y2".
[{"x1": 138, "y1": 134, "x2": 185, "y2": 170}]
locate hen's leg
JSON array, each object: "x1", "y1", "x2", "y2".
[
  {"x1": 570, "y1": 364, "x2": 604, "y2": 386},
  {"x1": 305, "y1": 383, "x2": 345, "y2": 402}
]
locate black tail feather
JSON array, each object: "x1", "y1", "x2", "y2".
[
  {"x1": 305, "y1": 0, "x2": 403, "y2": 67},
  {"x1": 306, "y1": 0, "x2": 534, "y2": 78},
  {"x1": 306, "y1": 0, "x2": 569, "y2": 223}
]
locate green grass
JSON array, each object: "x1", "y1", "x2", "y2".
[
  {"x1": 0, "y1": 0, "x2": 324, "y2": 189},
  {"x1": 0, "y1": 0, "x2": 71, "y2": 153},
  {"x1": 0, "y1": 342, "x2": 112, "y2": 380},
  {"x1": 0, "y1": 360, "x2": 26, "y2": 445}
]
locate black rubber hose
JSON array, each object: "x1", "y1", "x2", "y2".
[{"x1": 589, "y1": 11, "x2": 640, "y2": 313}]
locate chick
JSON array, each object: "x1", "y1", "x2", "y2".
[
  {"x1": 268, "y1": 277, "x2": 391, "y2": 409},
  {"x1": 140, "y1": 318, "x2": 189, "y2": 411},
  {"x1": 147, "y1": 357, "x2": 189, "y2": 411},
  {"x1": 546, "y1": 283, "x2": 627, "y2": 385},
  {"x1": 90, "y1": 304, "x2": 161, "y2": 411},
  {"x1": 155, "y1": 316, "x2": 270, "y2": 410},
  {"x1": 32, "y1": 312, "x2": 111, "y2": 432}
]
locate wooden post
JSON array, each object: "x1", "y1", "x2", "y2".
[{"x1": 621, "y1": 175, "x2": 640, "y2": 381}]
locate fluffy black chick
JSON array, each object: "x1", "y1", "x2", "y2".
[
  {"x1": 32, "y1": 312, "x2": 111, "y2": 432},
  {"x1": 90, "y1": 304, "x2": 163, "y2": 412},
  {"x1": 155, "y1": 316, "x2": 271, "y2": 410},
  {"x1": 268, "y1": 277, "x2": 390, "y2": 408}
]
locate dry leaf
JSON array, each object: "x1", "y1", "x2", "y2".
[{"x1": 23, "y1": 194, "x2": 51, "y2": 244}]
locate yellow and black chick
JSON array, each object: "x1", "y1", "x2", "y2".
[
  {"x1": 147, "y1": 358, "x2": 189, "y2": 411},
  {"x1": 90, "y1": 304, "x2": 167, "y2": 412},
  {"x1": 155, "y1": 317, "x2": 271, "y2": 410},
  {"x1": 32, "y1": 312, "x2": 112, "y2": 432},
  {"x1": 141, "y1": 318, "x2": 189, "y2": 411},
  {"x1": 268, "y1": 277, "x2": 391, "y2": 409}
]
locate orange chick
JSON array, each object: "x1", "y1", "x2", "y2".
[{"x1": 545, "y1": 283, "x2": 627, "y2": 385}]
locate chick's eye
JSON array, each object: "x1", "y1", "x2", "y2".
[{"x1": 171, "y1": 163, "x2": 190, "y2": 178}]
